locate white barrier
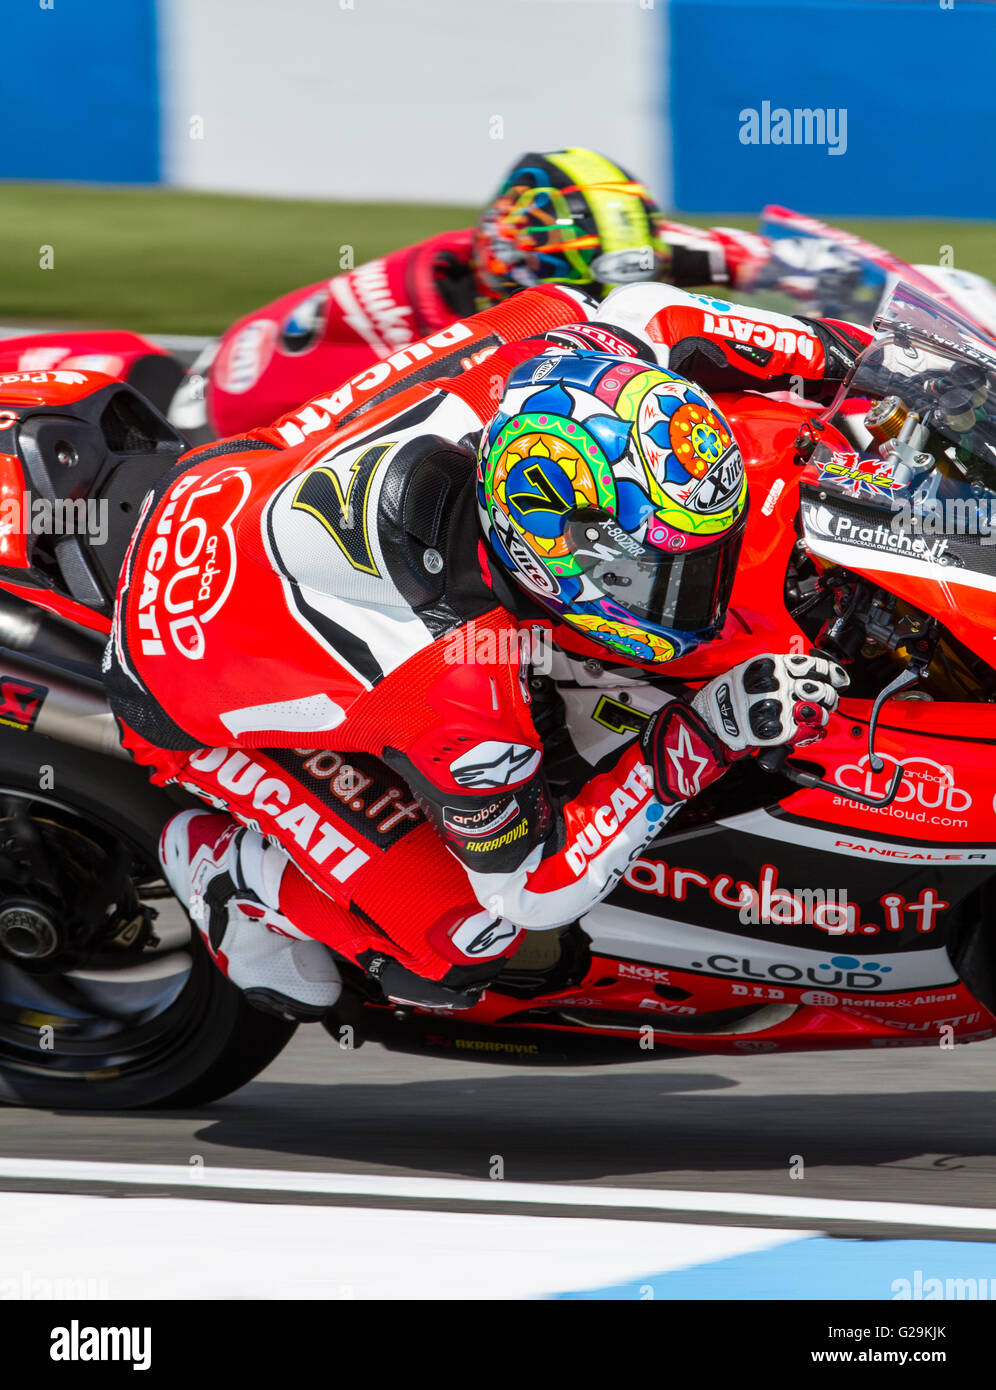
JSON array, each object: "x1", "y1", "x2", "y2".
[{"x1": 159, "y1": 0, "x2": 665, "y2": 204}]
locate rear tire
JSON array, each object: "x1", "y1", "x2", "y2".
[{"x1": 0, "y1": 730, "x2": 296, "y2": 1109}]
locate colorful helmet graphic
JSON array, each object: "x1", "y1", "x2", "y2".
[
  {"x1": 473, "y1": 149, "x2": 667, "y2": 306},
  {"x1": 477, "y1": 352, "x2": 749, "y2": 665}
]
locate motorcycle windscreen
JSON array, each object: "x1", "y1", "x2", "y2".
[{"x1": 805, "y1": 290, "x2": 996, "y2": 587}]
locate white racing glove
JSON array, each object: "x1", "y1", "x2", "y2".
[{"x1": 692, "y1": 652, "x2": 849, "y2": 755}]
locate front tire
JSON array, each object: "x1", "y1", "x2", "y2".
[{"x1": 0, "y1": 730, "x2": 296, "y2": 1109}]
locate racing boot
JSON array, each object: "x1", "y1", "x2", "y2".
[{"x1": 160, "y1": 809, "x2": 342, "y2": 1021}]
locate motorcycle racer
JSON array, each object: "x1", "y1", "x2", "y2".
[
  {"x1": 191, "y1": 149, "x2": 767, "y2": 439},
  {"x1": 108, "y1": 282, "x2": 860, "y2": 1020}
]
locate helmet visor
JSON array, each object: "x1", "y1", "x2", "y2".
[{"x1": 568, "y1": 513, "x2": 746, "y2": 632}]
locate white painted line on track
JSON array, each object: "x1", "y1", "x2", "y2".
[
  {"x1": 0, "y1": 1157, "x2": 994, "y2": 1232},
  {"x1": 0, "y1": 1192, "x2": 806, "y2": 1300},
  {"x1": 0, "y1": 326, "x2": 212, "y2": 352}
]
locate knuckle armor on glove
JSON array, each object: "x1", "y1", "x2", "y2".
[{"x1": 692, "y1": 652, "x2": 848, "y2": 754}]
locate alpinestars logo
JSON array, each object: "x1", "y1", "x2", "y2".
[
  {"x1": 450, "y1": 915, "x2": 521, "y2": 959},
  {"x1": 665, "y1": 722, "x2": 712, "y2": 798},
  {"x1": 449, "y1": 741, "x2": 542, "y2": 789}
]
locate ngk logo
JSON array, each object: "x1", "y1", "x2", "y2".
[
  {"x1": 618, "y1": 963, "x2": 671, "y2": 983},
  {"x1": 833, "y1": 754, "x2": 971, "y2": 814}
]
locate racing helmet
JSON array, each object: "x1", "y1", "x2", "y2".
[
  {"x1": 477, "y1": 351, "x2": 749, "y2": 665},
  {"x1": 472, "y1": 149, "x2": 667, "y2": 305}
]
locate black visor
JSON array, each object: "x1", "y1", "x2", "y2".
[{"x1": 566, "y1": 510, "x2": 747, "y2": 632}]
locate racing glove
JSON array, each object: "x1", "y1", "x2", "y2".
[
  {"x1": 693, "y1": 653, "x2": 848, "y2": 753},
  {"x1": 640, "y1": 654, "x2": 847, "y2": 804},
  {"x1": 796, "y1": 317, "x2": 873, "y2": 402}
]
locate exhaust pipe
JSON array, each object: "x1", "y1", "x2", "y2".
[{"x1": 0, "y1": 590, "x2": 128, "y2": 761}]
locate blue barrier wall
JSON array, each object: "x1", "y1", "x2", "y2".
[
  {"x1": 667, "y1": 0, "x2": 996, "y2": 217},
  {"x1": 0, "y1": 0, "x2": 160, "y2": 183}
]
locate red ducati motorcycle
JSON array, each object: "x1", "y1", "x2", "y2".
[{"x1": 0, "y1": 284, "x2": 993, "y2": 1109}]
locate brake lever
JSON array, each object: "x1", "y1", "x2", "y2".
[
  {"x1": 865, "y1": 662, "x2": 921, "y2": 771},
  {"x1": 756, "y1": 743, "x2": 904, "y2": 807}
]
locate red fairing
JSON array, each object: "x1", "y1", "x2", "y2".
[
  {"x1": 0, "y1": 579, "x2": 111, "y2": 636},
  {"x1": 9, "y1": 272, "x2": 994, "y2": 1054},
  {"x1": 0, "y1": 366, "x2": 122, "y2": 409},
  {"x1": 781, "y1": 698, "x2": 996, "y2": 844},
  {"x1": 208, "y1": 229, "x2": 476, "y2": 437},
  {"x1": 0, "y1": 332, "x2": 172, "y2": 388}
]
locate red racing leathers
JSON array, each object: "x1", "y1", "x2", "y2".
[{"x1": 107, "y1": 282, "x2": 866, "y2": 997}]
